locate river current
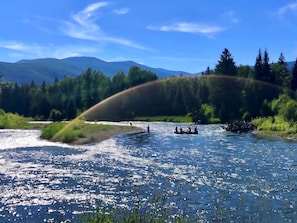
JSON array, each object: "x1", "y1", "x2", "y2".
[{"x1": 1, "y1": 122, "x2": 297, "y2": 222}]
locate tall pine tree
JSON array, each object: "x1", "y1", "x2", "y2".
[
  {"x1": 254, "y1": 49, "x2": 263, "y2": 80},
  {"x1": 275, "y1": 52, "x2": 290, "y2": 87},
  {"x1": 262, "y1": 49, "x2": 274, "y2": 83},
  {"x1": 290, "y1": 58, "x2": 297, "y2": 91},
  {"x1": 254, "y1": 49, "x2": 274, "y2": 83},
  {"x1": 214, "y1": 48, "x2": 237, "y2": 76}
]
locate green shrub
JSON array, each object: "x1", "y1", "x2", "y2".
[
  {"x1": 60, "y1": 129, "x2": 79, "y2": 143},
  {"x1": 252, "y1": 116, "x2": 297, "y2": 136},
  {"x1": 41, "y1": 122, "x2": 65, "y2": 140},
  {"x1": 41, "y1": 121, "x2": 86, "y2": 143},
  {"x1": 0, "y1": 112, "x2": 31, "y2": 129},
  {"x1": 0, "y1": 109, "x2": 5, "y2": 116}
]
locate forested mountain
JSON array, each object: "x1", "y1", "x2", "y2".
[
  {"x1": 0, "y1": 57, "x2": 190, "y2": 84},
  {"x1": 1, "y1": 48, "x2": 297, "y2": 123}
]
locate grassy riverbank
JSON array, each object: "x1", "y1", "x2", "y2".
[
  {"x1": 0, "y1": 110, "x2": 33, "y2": 129},
  {"x1": 0, "y1": 110, "x2": 140, "y2": 144},
  {"x1": 252, "y1": 116, "x2": 297, "y2": 139},
  {"x1": 41, "y1": 119, "x2": 139, "y2": 144},
  {"x1": 2, "y1": 110, "x2": 297, "y2": 143}
]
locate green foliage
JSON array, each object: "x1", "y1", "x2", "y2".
[
  {"x1": 0, "y1": 111, "x2": 31, "y2": 129},
  {"x1": 80, "y1": 192, "x2": 198, "y2": 223},
  {"x1": 252, "y1": 93, "x2": 297, "y2": 136},
  {"x1": 0, "y1": 108, "x2": 5, "y2": 116},
  {"x1": 49, "y1": 109, "x2": 63, "y2": 122},
  {"x1": 252, "y1": 116, "x2": 297, "y2": 136},
  {"x1": 237, "y1": 65, "x2": 254, "y2": 78},
  {"x1": 134, "y1": 116, "x2": 192, "y2": 122},
  {"x1": 199, "y1": 104, "x2": 216, "y2": 123},
  {"x1": 270, "y1": 94, "x2": 297, "y2": 121},
  {"x1": 214, "y1": 48, "x2": 237, "y2": 76},
  {"x1": 279, "y1": 100, "x2": 297, "y2": 121},
  {"x1": 127, "y1": 66, "x2": 158, "y2": 87},
  {"x1": 1, "y1": 49, "x2": 296, "y2": 124},
  {"x1": 41, "y1": 122, "x2": 85, "y2": 143},
  {"x1": 290, "y1": 58, "x2": 297, "y2": 91},
  {"x1": 0, "y1": 66, "x2": 158, "y2": 121},
  {"x1": 40, "y1": 122, "x2": 65, "y2": 140},
  {"x1": 40, "y1": 120, "x2": 125, "y2": 143},
  {"x1": 253, "y1": 49, "x2": 276, "y2": 84}
]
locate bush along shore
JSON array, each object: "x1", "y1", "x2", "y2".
[
  {"x1": 252, "y1": 116, "x2": 297, "y2": 140},
  {"x1": 40, "y1": 119, "x2": 140, "y2": 145}
]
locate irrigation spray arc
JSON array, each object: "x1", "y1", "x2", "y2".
[
  {"x1": 50, "y1": 79, "x2": 166, "y2": 141},
  {"x1": 50, "y1": 75, "x2": 284, "y2": 141}
]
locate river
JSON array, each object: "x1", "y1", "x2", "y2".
[{"x1": 1, "y1": 122, "x2": 297, "y2": 222}]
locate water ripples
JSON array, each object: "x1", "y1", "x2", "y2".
[{"x1": 1, "y1": 123, "x2": 297, "y2": 222}]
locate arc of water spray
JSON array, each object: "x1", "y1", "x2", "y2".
[
  {"x1": 50, "y1": 75, "x2": 285, "y2": 142},
  {"x1": 50, "y1": 79, "x2": 167, "y2": 141}
]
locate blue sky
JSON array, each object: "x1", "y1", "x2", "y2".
[{"x1": 1, "y1": 0, "x2": 297, "y2": 73}]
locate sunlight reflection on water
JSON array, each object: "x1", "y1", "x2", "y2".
[{"x1": 1, "y1": 123, "x2": 297, "y2": 222}]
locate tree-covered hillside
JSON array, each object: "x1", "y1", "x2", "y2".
[
  {"x1": 1, "y1": 48, "x2": 297, "y2": 123},
  {"x1": 0, "y1": 57, "x2": 189, "y2": 84}
]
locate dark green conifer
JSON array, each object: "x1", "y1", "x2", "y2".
[
  {"x1": 290, "y1": 58, "x2": 297, "y2": 91},
  {"x1": 214, "y1": 48, "x2": 237, "y2": 76}
]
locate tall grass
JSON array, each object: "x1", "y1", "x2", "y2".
[
  {"x1": 79, "y1": 192, "x2": 199, "y2": 223},
  {"x1": 252, "y1": 116, "x2": 297, "y2": 137},
  {"x1": 40, "y1": 120, "x2": 85, "y2": 143},
  {"x1": 0, "y1": 110, "x2": 32, "y2": 129}
]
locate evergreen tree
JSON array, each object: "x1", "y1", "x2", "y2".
[
  {"x1": 237, "y1": 65, "x2": 253, "y2": 78},
  {"x1": 214, "y1": 48, "x2": 237, "y2": 75},
  {"x1": 127, "y1": 66, "x2": 157, "y2": 87},
  {"x1": 204, "y1": 66, "x2": 211, "y2": 75},
  {"x1": 112, "y1": 71, "x2": 127, "y2": 94},
  {"x1": 273, "y1": 52, "x2": 290, "y2": 87},
  {"x1": 262, "y1": 49, "x2": 275, "y2": 83},
  {"x1": 278, "y1": 52, "x2": 286, "y2": 66},
  {"x1": 254, "y1": 49, "x2": 263, "y2": 80},
  {"x1": 66, "y1": 99, "x2": 77, "y2": 119},
  {"x1": 290, "y1": 58, "x2": 297, "y2": 91},
  {"x1": 277, "y1": 52, "x2": 290, "y2": 83}
]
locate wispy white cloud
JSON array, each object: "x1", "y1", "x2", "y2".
[
  {"x1": 113, "y1": 7, "x2": 130, "y2": 15},
  {"x1": 276, "y1": 2, "x2": 297, "y2": 15},
  {"x1": 72, "y1": 2, "x2": 108, "y2": 29},
  {"x1": 0, "y1": 41, "x2": 40, "y2": 52},
  {"x1": 62, "y1": 2, "x2": 151, "y2": 51},
  {"x1": 0, "y1": 40, "x2": 98, "y2": 59},
  {"x1": 147, "y1": 22, "x2": 225, "y2": 35}
]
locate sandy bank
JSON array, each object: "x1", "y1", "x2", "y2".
[{"x1": 69, "y1": 125, "x2": 141, "y2": 145}]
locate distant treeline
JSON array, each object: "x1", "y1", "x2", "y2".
[{"x1": 0, "y1": 48, "x2": 297, "y2": 123}]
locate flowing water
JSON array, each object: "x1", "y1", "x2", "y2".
[{"x1": 1, "y1": 122, "x2": 297, "y2": 222}]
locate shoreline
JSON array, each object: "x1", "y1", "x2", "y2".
[
  {"x1": 68, "y1": 124, "x2": 142, "y2": 145},
  {"x1": 252, "y1": 130, "x2": 297, "y2": 142},
  {"x1": 27, "y1": 121, "x2": 143, "y2": 145}
]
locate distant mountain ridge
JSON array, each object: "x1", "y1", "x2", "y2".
[{"x1": 0, "y1": 57, "x2": 190, "y2": 84}]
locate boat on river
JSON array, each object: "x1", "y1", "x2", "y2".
[
  {"x1": 174, "y1": 127, "x2": 198, "y2": 134},
  {"x1": 174, "y1": 130, "x2": 198, "y2": 135}
]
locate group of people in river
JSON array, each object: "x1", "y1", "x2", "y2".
[
  {"x1": 174, "y1": 126, "x2": 198, "y2": 134},
  {"x1": 222, "y1": 121, "x2": 255, "y2": 133}
]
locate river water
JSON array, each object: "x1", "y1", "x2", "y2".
[{"x1": 1, "y1": 122, "x2": 297, "y2": 222}]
